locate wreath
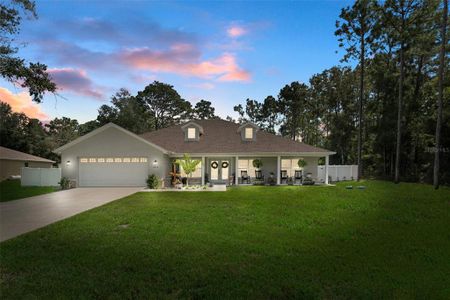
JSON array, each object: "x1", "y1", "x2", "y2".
[
  {"x1": 221, "y1": 161, "x2": 229, "y2": 168},
  {"x1": 211, "y1": 161, "x2": 219, "y2": 169}
]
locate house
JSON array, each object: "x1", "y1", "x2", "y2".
[
  {"x1": 54, "y1": 119, "x2": 335, "y2": 187},
  {"x1": 0, "y1": 146, "x2": 55, "y2": 180}
]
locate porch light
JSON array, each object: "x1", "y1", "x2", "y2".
[
  {"x1": 66, "y1": 160, "x2": 71, "y2": 166},
  {"x1": 152, "y1": 159, "x2": 158, "y2": 168}
]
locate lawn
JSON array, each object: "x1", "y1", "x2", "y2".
[
  {"x1": 0, "y1": 181, "x2": 449, "y2": 298},
  {"x1": 0, "y1": 179, "x2": 57, "y2": 202}
]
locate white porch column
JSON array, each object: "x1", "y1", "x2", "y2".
[
  {"x1": 325, "y1": 155, "x2": 329, "y2": 185},
  {"x1": 201, "y1": 156, "x2": 205, "y2": 185},
  {"x1": 276, "y1": 156, "x2": 281, "y2": 185},
  {"x1": 235, "y1": 156, "x2": 239, "y2": 185}
]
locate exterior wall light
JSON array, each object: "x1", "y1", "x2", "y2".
[
  {"x1": 152, "y1": 159, "x2": 158, "y2": 168},
  {"x1": 66, "y1": 160, "x2": 71, "y2": 166}
]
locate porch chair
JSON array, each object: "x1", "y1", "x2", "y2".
[
  {"x1": 294, "y1": 170, "x2": 302, "y2": 185},
  {"x1": 241, "y1": 170, "x2": 250, "y2": 184},
  {"x1": 280, "y1": 170, "x2": 288, "y2": 184},
  {"x1": 255, "y1": 170, "x2": 264, "y2": 184}
]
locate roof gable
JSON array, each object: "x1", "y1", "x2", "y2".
[{"x1": 53, "y1": 123, "x2": 168, "y2": 154}]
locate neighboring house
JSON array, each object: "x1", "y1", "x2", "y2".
[
  {"x1": 54, "y1": 119, "x2": 335, "y2": 187},
  {"x1": 0, "y1": 146, "x2": 55, "y2": 181}
]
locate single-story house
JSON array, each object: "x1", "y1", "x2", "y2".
[
  {"x1": 0, "y1": 146, "x2": 55, "y2": 180},
  {"x1": 54, "y1": 119, "x2": 335, "y2": 187}
]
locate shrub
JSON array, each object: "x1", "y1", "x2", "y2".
[
  {"x1": 59, "y1": 177, "x2": 70, "y2": 190},
  {"x1": 146, "y1": 174, "x2": 159, "y2": 189}
]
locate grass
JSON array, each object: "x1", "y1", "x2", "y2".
[
  {"x1": 0, "y1": 181, "x2": 449, "y2": 298},
  {"x1": 0, "y1": 179, "x2": 57, "y2": 202}
]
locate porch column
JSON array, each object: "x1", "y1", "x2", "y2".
[
  {"x1": 325, "y1": 155, "x2": 329, "y2": 184},
  {"x1": 201, "y1": 156, "x2": 205, "y2": 185},
  {"x1": 235, "y1": 156, "x2": 239, "y2": 185},
  {"x1": 276, "y1": 156, "x2": 281, "y2": 185}
]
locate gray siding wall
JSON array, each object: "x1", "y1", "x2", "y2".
[{"x1": 60, "y1": 126, "x2": 168, "y2": 186}]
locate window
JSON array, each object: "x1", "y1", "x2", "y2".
[
  {"x1": 123, "y1": 158, "x2": 131, "y2": 163},
  {"x1": 281, "y1": 159, "x2": 302, "y2": 177},
  {"x1": 238, "y1": 159, "x2": 256, "y2": 177},
  {"x1": 80, "y1": 158, "x2": 88, "y2": 163},
  {"x1": 114, "y1": 158, "x2": 122, "y2": 163},
  {"x1": 131, "y1": 157, "x2": 139, "y2": 162},
  {"x1": 244, "y1": 127, "x2": 253, "y2": 139},
  {"x1": 98, "y1": 158, "x2": 105, "y2": 163},
  {"x1": 140, "y1": 157, "x2": 148, "y2": 163},
  {"x1": 187, "y1": 127, "x2": 196, "y2": 139},
  {"x1": 89, "y1": 158, "x2": 97, "y2": 163},
  {"x1": 106, "y1": 158, "x2": 114, "y2": 163}
]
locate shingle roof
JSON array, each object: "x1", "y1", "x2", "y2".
[
  {"x1": 0, "y1": 146, "x2": 55, "y2": 163},
  {"x1": 140, "y1": 119, "x2": 333, "y2": 155}
]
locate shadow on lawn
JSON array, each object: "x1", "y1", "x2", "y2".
[{"x1": 0, "y1": 181, "x2": 449, "y2": 298}]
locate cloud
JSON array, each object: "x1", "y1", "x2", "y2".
[
  {"x1": 0, "y1": 87, "x2": 49, "y2": 120},
  {"x1": 227, "y1": 26, "x2": 247, "y2": 38},
  {"x1": 48, "y1": 68, "x2": 104, "y2": 99},
  {"x1": 120, "y1": 47, "x2": 250, "y2": 82}
]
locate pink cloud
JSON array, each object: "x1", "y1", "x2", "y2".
[
  {"x1": 227, "y1": 26, "x2": 247, "y2": 38},
  {"x1": 48, "y1": 68, "x2": 104, "y2": 99},
  {"x1": 120, "y1": 47, "x2": 250, "y2": 82},
  {"x1": 187, "y1": 82, "x2": 215, "y2": 90},
  {"x1": 0, "y1": 87, "x2": 49, "y2": 120}
]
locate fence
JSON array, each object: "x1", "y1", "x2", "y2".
[
  {"x1": 21, "y1": 167, "x2": 61, "y2": 187},
  {"x1": 317, "y1": 165, "x2": 358, "y2": 183}
]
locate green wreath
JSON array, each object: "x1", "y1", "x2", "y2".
[
  {"x1": 221, "y1": 161, "x2": 229, "y2": 168},
  {"x1": 211, "y1": 161, "x2": 219, "y2": 169}
]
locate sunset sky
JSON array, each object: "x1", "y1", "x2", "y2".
[{"x1": 1, "y1": 0, "x2": 352, "y2": 123}]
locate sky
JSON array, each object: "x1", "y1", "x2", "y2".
[{"x1": 0, "y1": 0, "x2": 353, "y2": 123}]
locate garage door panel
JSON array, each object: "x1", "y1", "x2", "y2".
[{"x1": 79, "y1": 159, "x2": 148, "y2": 187}]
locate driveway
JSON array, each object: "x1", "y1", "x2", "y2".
[{"x1": 0, "y1": 187, "x2": 141, "y2": 242}]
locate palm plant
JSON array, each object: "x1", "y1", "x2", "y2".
[{"x1": 174, "y1": 154, "x2": 201, "y2": 186}]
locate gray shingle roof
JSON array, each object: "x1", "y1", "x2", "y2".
[
  {"x1": 140, "y1": 119, "x2": 332, "y2": 154},
  {"x1": 0, "y1": 146, "x2": 55, "y2": 163}
]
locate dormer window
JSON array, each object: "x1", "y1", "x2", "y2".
[
  {"x1": 181, "y1": 121, "x2": 203, "y2": 142},
  {"x1": 237, "y1": 122, "x2": 259, "y2": 141},
  {"x1": 244, "y1": 127, "x2": 253, "y2": 139},
  {"x1": 187, "y1": 127, "x2": 196, "y2": 139}
]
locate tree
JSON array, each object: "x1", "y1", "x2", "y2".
[
  {"x1": 381, "y1": 0, "x2": 427, "y2": 183},
  {"x1": 336, "y1": 0, "x2": 378, "y2": 181},
  {"x1": 45, "y1": 117, "x2": 79, "y2": 148},
  {"x1": 175, "y1": 154, "x2": 201, "y2": 186},
  {"x1": 261, "y1": 96, "x2": 279, "y2": 133},
  {"x1": 278, "y1": 82, "x2": 312, "y2": 141},
  {"x1": 433, "y1": 0, "x2": 448, "y2": 189},
  {"x1": 0, "y1": 0, "x2": 56, "y2": 102},
  {"x1": 193, "y1": 100, "x2": 216, "y2": 120},
  {"x1": 137, "y1": 81, "x2": 191, "y2": 130}
]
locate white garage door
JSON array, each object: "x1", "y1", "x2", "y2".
[{"x1": 79, "y1": 157, "x2": 148, "y2": 187}]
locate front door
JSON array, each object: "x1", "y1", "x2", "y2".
[{"x1": 210, "y1": 159, "x2": 230, "y2": 183}]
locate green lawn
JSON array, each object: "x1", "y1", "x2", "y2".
[
  {"x1": 0, "y1": 179, "x2": 57, "y2": 202},
  {"x1": 1, "y1": 181, "x2": 449, "y2": 298}
]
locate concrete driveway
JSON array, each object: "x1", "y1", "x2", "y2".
[{"x1": 0, "y1": 187, "x2": 141, "y2": 242}]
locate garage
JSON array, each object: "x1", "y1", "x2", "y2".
[{"x1": 78, "y1": 157, "x2": 149, "y2": 187}]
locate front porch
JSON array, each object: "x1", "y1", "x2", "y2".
[{"x1": 169, "y1": 154, "x2": 331, "y2": 187}]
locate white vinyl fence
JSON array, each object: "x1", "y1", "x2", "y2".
[
  {"x1": 21, "y1": 167, "x2": 61, "y2": 187},
  {"x1": 317, "y1": 165, "x2": 358, "y2": 183}
]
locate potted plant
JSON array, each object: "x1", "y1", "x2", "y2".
[
  {"x1": 174, "y1": 154, "x2": 201, "y2": 187},
  {"x1": 298, "y1": 158, "x2": 307, "y2": 170},
  {"x1": 268, "y1": 172, "x2": 276, "y2": 186},
  {"x1": 252, "y1": 159, "x2": 263, "y2": 170}
]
